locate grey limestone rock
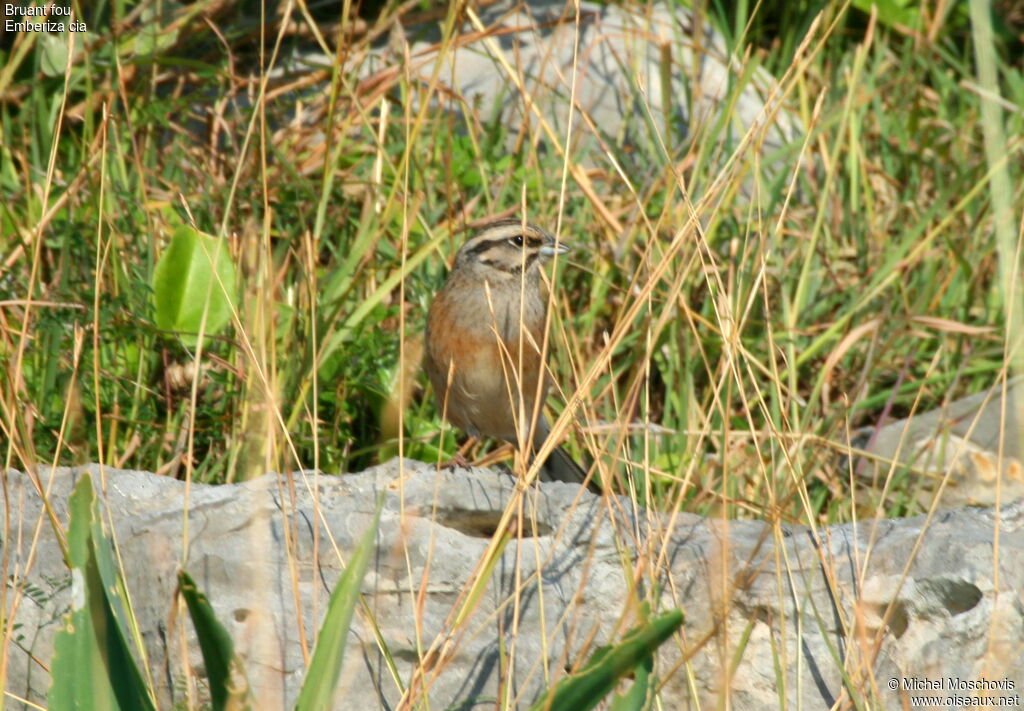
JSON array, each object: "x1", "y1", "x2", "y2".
[
  {"x1": 285, "y1": 1, "x2": 801, "y2": 174},
  {"x1": 857, "y1": 377, "x2": 1024, "y2": 508},
  {"x1": 3, "y1": 461, "x2": 1022, "y2": 709}
]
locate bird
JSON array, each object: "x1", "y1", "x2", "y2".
[{"x1": 424, "y1": 218, "x2": 591, "y2": 487}]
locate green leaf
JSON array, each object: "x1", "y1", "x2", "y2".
[
  {"x1": 38, "y1": 33, "x2": 68, "y2": 77},
  {"x1": 294, "y1": 494, "x2": 385, "y2": 711},
  {"x1": 608, "y1": 655, "x2": 653, "y2": 711},
  {"x1": 49, "y1": 474, "x2": 157, "y2": 711},
  {"x1": 852, "y1": 0, "x2": 920, "y2": 30},
  {"x1": 116, "y1": 0, "x2": 183, "y2": 58},
  {"x1": 609, "y1": 600, "x2": 656, "y2": 711},
  {"x1": 179, "y1": 571, "x2": 251, "y2": 711},
  {"x1": 152, "y1": 224, "x2": 237, "y2": 346},
  {"x1": 527, "y1": 609, "x2": 684, "y2": 711}
]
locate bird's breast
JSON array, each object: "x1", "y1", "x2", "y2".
[{"x1": 426, "y1": 278, "x2": 549, "y2": 441}]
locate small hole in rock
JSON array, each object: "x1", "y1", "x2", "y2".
[
  {"x1": 882, "y1": 602, "x2": 909, "y2": 639},
  {"x1": 934, "y1": 579, "x2": 983, "y2": 615},
  {"x1": 433, "y1": 509, "x2": 552, "y2": 538}
]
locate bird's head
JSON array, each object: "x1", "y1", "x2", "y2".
[{"x1": 454, "y1": 219, "x2": 570, "y2": 277}]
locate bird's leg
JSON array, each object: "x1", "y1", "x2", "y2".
[
  {"x1": 438, "y1": 437, "x2": 477, "y2": 470},
  {"x1": 440, "y1": 452, "x2": 472, "y2": 470}
]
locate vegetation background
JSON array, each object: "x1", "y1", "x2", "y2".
[{"x1": 2, "y1": 0, "x2": 1023, "y2": 520}]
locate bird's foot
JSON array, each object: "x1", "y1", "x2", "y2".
[{"x1": 438, "y1": 452, "x2": 473, "y2": 470}]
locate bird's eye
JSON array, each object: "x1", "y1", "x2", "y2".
[{"x1": 509, "y1": 235, "x2": 524, "y2": 248}]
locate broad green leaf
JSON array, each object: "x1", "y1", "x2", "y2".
[
  {"x1": 115, "y1": 0, "x2": 184, "y2": 58},
  {"x1": 136, "y1": 21, "x2": 180, "y2": 57},
  {"x1": 609, "y1": 601, "x2": 656, "y2": 711},
  {"x1": 153, "y1": 224, "x2": 237, "y2": 346},
  {"x1": 38, "y1": 33, "x2": 68, "y2": 77},
  {"x1": 294, "y1": 494, "x2": 385, "y2": 711},
  {"x1": 852, "y1": 0, "x2": 919, "y2": 30},
  {"x1": 527, "y1": 609, "x2": 684, "y2": 711},
  {"x1": 48, "y1": 475, "x2": 156, "y2": 711},
  {"x1": 179, "y1": 571, "x2": 251, "y2": 711},
  {"x1": 608, "y1": 654, "x2": 653, "y2": 711}
]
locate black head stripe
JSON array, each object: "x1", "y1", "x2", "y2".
[
  {"x1": 465, "y1": 237, "x2": 511, "y2": 258},
  {"x1": 480, "y1": 258, "x2": 526, "y2": 275}
]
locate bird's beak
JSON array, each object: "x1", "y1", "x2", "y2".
[{"x1": 539, "y1": 240, "x2": 571, "y2": 257}]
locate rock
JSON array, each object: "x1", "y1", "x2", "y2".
[
  {"x1": 4, "y1": 461, "x2": 1023, "y2": 709},
  {"x1": 856, "y1": 378, "x2": 1024, "y2": 508},
  {"x1": 290, "y1": 1, "x2": 800, "y2": 171}
]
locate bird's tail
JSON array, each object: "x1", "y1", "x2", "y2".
[{"x1": 538, "y1": 444, "x2": 597, "y2": 491}]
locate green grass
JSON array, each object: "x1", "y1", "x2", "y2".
[{"x1": 1, "y1": 1, "x2": 1021, "y2": 514}]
